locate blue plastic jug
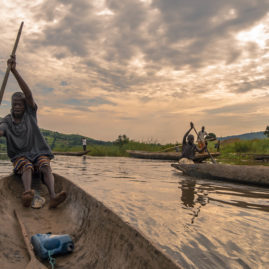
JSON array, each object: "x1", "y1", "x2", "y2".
[{"x1": 31, "y1": 233, "x2": 74, "y2": 260}]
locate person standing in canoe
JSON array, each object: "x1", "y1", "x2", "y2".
[
  {"x1": 197, "y1": 125, "x2": 207, "y2": 151},
  {"x1": 179, "y1": 122, "x2": 207, "y2": 163},
  {"x1": 82, "y1": 137, "x2": 87, "y2": 151},
  {"x1": 0, "y1": 56, "x2": 66, "y2": 208}
]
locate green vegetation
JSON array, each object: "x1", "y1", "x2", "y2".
[
  {"x1": 264, "y1": 126, "x2": 269, "y2": 138},
  {"x1": 88, "y1": 139, "x2": 175, "y2": 157},
  {"x1": 212, "y1": 138, "x2": 269, "y2": 165},
  {"x1": 218, "y1": 139, "x2": 269, "y2": 154},
  {"x1": 0, "y1": 130, "x2": 173, "y2": 156},
  {"x1": 40, "y1": 129, "x2": 111, "y2": 151},
  {"x1": 206, "y1": 132, "x2": 216, "y2": 140},
  {"x1": 0, "y1": 125, "x2": 269, "y2": 166},
  {"x1": 87, "y1": 138, "x2": 269, "y2": 165},
  {"x1": 114, "y1": 135, "x2": 130, "y2": 147},
  {"x1": 0, "y1": 128, "x2": 111, "y2": 154}
]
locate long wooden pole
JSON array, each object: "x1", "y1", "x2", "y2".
[
  {"x1": 0, "y1": 21, "x2": 24, "y2": 105},
  {"x1": 160, "y1": 145, "x2": 182, "y2": 152},
  {"x1": 14, "y1": 210, "x2": 47, "y2": 269}
]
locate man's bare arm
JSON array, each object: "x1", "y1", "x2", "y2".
[
  {"x1": 182, "y1": 122, "x2": 194, "y2": 144},
  {"x1": 8, "y1": 57, "x2": 35, "y2": 108},
  {"x1": 0, "y1": 130, "x2": 4, "y2": 137}
]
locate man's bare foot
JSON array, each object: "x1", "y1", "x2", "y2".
[
  {"x1": 49, "y1": 191, "x2": 67, "y2": 209},
  {"x1": 22, "y1": 190, "x2": 35, "y2": 207}
]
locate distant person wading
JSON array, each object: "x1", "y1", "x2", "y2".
[{"x1": 82, "y1": 138, "x2": 87, "y2": 151}]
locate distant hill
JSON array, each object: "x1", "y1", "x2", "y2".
[
  {"x1": 218, "y1": 131, "x2": 266, "y2": 141},
  {"x1": 0, "y1": 114, "x2": 267, "y2": 150},
  {"x1": 0, "y1": 117, "x2": 112, "y2": 151},
  {"x1": 40, "y1": 128, "x2": 112, "y2": 150}
]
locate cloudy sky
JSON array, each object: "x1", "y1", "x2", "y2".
[{"x1": 0, "y1": 0, "x2": 269, "y2": 143}]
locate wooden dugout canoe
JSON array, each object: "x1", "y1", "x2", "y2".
[
  {"x1": 251, "y1": 154, "x2": 269, "y2": 161},
  {"x1": 0, "y1": 173, "x2": 180, "y2": 269},
  {"x1": 127, "y1": 150, "x2": 220, "y2": 162},
  {"x1": 171, "y1": 163, "x2": 269, "y2": 187},
  {"x1": 52, "y1": 150, "x2": 90, "y2": 156}
]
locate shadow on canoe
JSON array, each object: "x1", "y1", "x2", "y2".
[
  {"x1": 53, "y1": 150, "x2": 90, "y2": 156},
  {"x1": 127, "y1": 150, "x2": 220, "y2": 162},
  {"x1": 171, "y1": 163, "x2": 269, "y2": 187},
  {"x1": 0, "y1": 173, "x2": 181, "y2": 269}
]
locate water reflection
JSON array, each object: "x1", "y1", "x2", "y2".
[
  {"x1": 209, "y1": 197, "x2": 269, "y2": 212},
  {"x1": 179, "y1": 179, "x2": 210, "y2": 224},
  {"x1": 1, "y1": 156, "x2": 269, "y2": 269},
  {"x1": 81, "y1": 156, "x2": 87, "y2": 172},
  {"x1": 179, "y1": 176, "x2": 269, "y2": 213},
  {"x1": 180, "y1": 179, "x2": 196, "y2": 207}
]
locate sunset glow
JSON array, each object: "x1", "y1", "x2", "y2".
[{"x1": 1, "y1": 1, "x2": 269, "y2": 142}]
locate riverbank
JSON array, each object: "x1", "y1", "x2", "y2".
[
  {"x1": 215, "y1": 138, "x2": 269, "y2": 165},
  {"x1": 1, "y1": 138, "x2": 268, "y2": 165},
  {"x1": 81, "y1": 138, "x2": 269, "y2": 165},
  {"x1": 53, "y1": 140, "x2": 175, "y2": 157}
]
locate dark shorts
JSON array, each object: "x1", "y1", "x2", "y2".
[{"x1": 13, "y1": 155, "x2": 51, "y2": 175}]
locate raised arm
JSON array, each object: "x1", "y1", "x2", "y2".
[
  {"x1": 182, "y1": 122, "x2": 194, "y2": 144},
  {"x1": 8, "y1": 57, "x2": 35, "y2": 108}
]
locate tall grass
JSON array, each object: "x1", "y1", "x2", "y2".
[
  {"x1": 221, "y1": 139, "x2": 269, "y2": 154},
  {"x1": 88, "y1": 140, "x2": 174, "y2": 156},
  {"x1": 3, "y1": 135, "x2": 268, "y2": 159},
  {"x1": 52, "y1": 140, "x2": 174, "y2": 157}
]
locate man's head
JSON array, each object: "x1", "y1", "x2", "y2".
[
  {"x1": 202, "y1": 126, "x2": 205, "y2": 131},
  {"x1": 11, "y1": 92, "x2": 26, "y2": 118},
  {"x1": 187, "y1": 134, "x2": 194, "y2": 144}
]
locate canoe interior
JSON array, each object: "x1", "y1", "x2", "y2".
[
  {"x1": 171, "y1": 163, "x2": 269, "y2": 187},
  {"x1": 0, "y1": 174, "x2": 180, "y2": 269},
  {"x1": 127, "y1": 150, "x2": 220, "y2": 162}
]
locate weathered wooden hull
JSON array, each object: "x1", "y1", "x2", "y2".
[
  {"x1": 171, "y1": 163, "x2": 269, "y2": 187},
  {"x1": 252, "y1": 154, "x2": 269, "y2": 161},
  {"x1": 127, "y1": 150, "x2": 220, "y2": 162},
  {"x1": 0, "y1": 174, "x2": 180, "y2": 269},
  {"x1": 53, "y1": 150, "x2": 90, "y2": 156}
]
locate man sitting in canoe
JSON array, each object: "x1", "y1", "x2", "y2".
[
  {"x1": 0, "y1": 56, "x2": 66, "y2": 208},
  {"x1": 179, "y1": 122, "x2": 207, "y2": 163}
]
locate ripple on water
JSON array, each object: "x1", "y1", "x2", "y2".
[{"x1": 1, "y1": 156, "x2": 269, "y2": 268}]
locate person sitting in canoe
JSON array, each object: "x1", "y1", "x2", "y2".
[
  {"x1": 0, "y1": 56, "x2": 66, "y2": 208},
  {"x1": 179, "y1": 122, "x2": 207, "y2": 163}
]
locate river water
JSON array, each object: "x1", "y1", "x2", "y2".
[{"x1": 1, "y1": 155, "x2": 269, "y2": 269}]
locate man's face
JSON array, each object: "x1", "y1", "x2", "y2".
[
  {"x1": 12, "y1": 97, "x2": 25, "y2": 118},
  {"x1": 188, "y1": 136, "x2": 194, "y2": 144}
]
